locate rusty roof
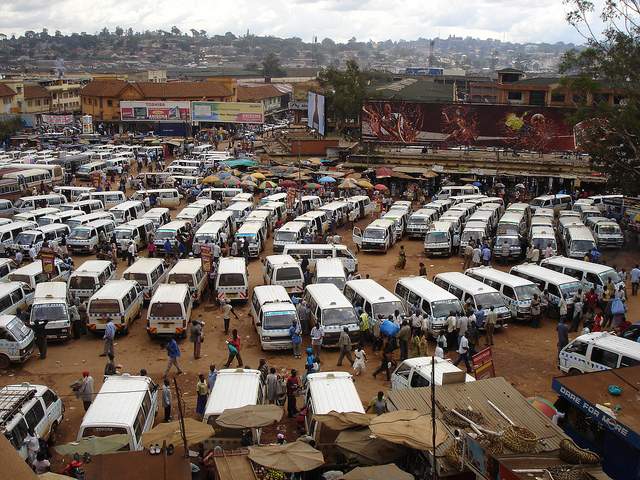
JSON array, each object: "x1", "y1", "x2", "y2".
[
  {"x1": 0, "y1": 84, "x2": 16, "y2": 97},
  {"x1": 135, "y1": 81, "x2": 233, "y2": 99},
  {"x1": 387, "y1": 377, "x2": 566, "y2": 453},
  {"x1": 23, "y1": 85, "x2": 50, "y2": 99},
  {"x1": 237, "y1": 84, "x2": 285, "y2": 102},
  {"x1": 81, "y1": 79, "x2": 129, "y2": 97}
]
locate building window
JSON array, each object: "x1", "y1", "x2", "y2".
[
  {"x1": 593, "y1": 93, "x2": 610, "y2": 104},
  {"x1": 529, "y1": 91, "x2": 546, "y2": 106},
  {"x1": 16, "y1": 86, "x2": 22, "y2": 93},
  {"x1": 551, "y1": 92, "x2": 565, "y2": 103},
  {"x1": 107, "y1": 100, "x2": 113, "y2": 107},
  {"x1": 507, "y1": 91, "x2": 522, "y2": 101},
  {"x1": 572, "y1": 93, "x2": 586, "y2": 104},
  {"x1": 27, "y1": 100, "x2": 32, "y2": 107}
]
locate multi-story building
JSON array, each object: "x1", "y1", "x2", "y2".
[
  {"x1": 21, "y1": 85, "x2": 51, "y2": 114},
  {"x1": 0, "y1": 84, "x2": 16, "y2": 114},
  {"x1": 40, "y1": 78, "x2": 87, "y2": 113},
  {"x1": 237, "y1": 84, "x2": 291, "y2": 117}
]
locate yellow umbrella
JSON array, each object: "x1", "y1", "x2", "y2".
[
  {"x1": 341, "y1": 464, "x2": 414, "y2": 480},
  {"x1": 141, "y1": 418, "x2": 214, "y2": 448},
  {"x1": 251, "y1": 172, "x2": 266, "y2": 180},
  {"x1": 202, "y1": 175, "x2": 220, "y2": 185},
  {"x1": 357, "y1": 180, "x2": 374, "y2": 189}
]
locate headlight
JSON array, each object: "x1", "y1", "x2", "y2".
[{"x1": 261, "y1": 336, "x2": 271, "y2": 341}]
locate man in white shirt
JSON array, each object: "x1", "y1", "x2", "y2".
[
  {"x1": 472, "y1": 245, "x2": 482, "y2": 267},
  {"x1": 127, "y1": 240, "x2": 137, "y2": 266},
  {"x1": 310, "y1": 323, "x2": 324, "y2": 363},
  {"x1": 457, "y1": 314, "x2": 469, "y2": 343},
  {"x1": 453, "y1": 334, "x2": 472, "y2": 373},
  {"x1": 446, "y1": 312, "x2": 458, "y2": 350}
]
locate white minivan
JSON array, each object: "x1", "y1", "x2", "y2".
[
  {"x1": 314, "y1": 258, "x2": 347, "y2": 291},
  {"x1": 167, "y1": 259, "x2": 207, "y2": 304},
  {"x1": 251, "y1": 285, "x2": 298, "y2": 350},
  {"x1": 68, "y1": 260, "x2": 116, "y2": 302},
  {"x1": 540, "y1": 256, "x2": 623, "y2": 295},
  {"x1": 109, "y1": 200, "x2": 145, "y2": 225},
  {"x1": 391, "y1": 357, "x2": 475, "y2": 390},
  {"x1": 147, "y1": 284, "x2": 193, "y2": 338},
  {"x1": 273, "y1": 221, "x2": 309, "y2": 253},
  {"x1": 343, "y1": 278, "x2": 405, "y2": 320},
  {"x1": 262, "y1": 254, "x2": 304, "y2": 294},
  {"x1": 30, "y1": 282, "x2": 71, "y2": 341},
  {"x1": 122, "y1": 258, "x2": 168, "y2": 304},
  {"x1": 0, "y1": 314, "x2": 35, "y2": 368},
  {"x1": 559, "y1": 332, "x2": 640, "y2": 374},
  {"x1": 216, "y1": 257, "x2": 249, "y2": 303},
  {"x1": 283, "y1": 244, "x2": 358, "y2": 273},
  {"x1": 305, "y1": 284, "x2": 360, "y2": 346},
  {"x1": 87, "y1": 280, "x2": 144, "y2": 334},
  {"x1": 352, "y1": 218, "x2": 396, "y2": 252}
]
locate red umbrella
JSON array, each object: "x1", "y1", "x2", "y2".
[
  {"x1": 375, "y1": 167, "x2": 394, "y2": 178},
  {"x1": 279, "y1": 179, "x2": 298, "y2": 188},
  {"x1": 374, "y1": 183, "x2": 389, "y2": 191}
]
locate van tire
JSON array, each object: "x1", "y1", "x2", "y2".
[
  {"x1": 568, "y1": 368, "x2": 581, "y2": 376},
  {"x1": 48, "y1": 421, "x2": 59, "y2": 445},
  {"x1": 0, "y1": 354, "x2": 9, "y2": 369}
]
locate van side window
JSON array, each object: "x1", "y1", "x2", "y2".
[
  {"x1": 133, "y1": 407, "x2": 145, "y2": 442},
  {"x1": 503, "y1": 286, "x2": 516, "y2": 300},
  {"x1": 485, "y1": 279, "x2": 501, "y2": 290},
  {"x1": 564, "y1": 268, "x2": 582, "y2": 280},
  {"x1": 42, "y1": 389, "x2": 58, "y2": 408},
  {"x1": 421, "y1": 300, "x2": 432, "y2": 316},
  {"x1": 449, "y1": 286, "x2": 463, "y2": 299},
  {"x1": 142, "y1": 391, "x2": 152, "y2": 416},
  {"x1": 363, "y1": 302, "x2": 372, "y2": 316},
  {"x1": 25, "y1": 401, "x2": 45, "y2": 429},
  {"x1": 543, "y1": 264, "x2": 562, "y2": 274},
  {"x1": 590, "y1": 347, "x2": 619, "y2": 368},
  {"x1": 585, "y1": 272, "x2": 601, "y2": 286},
  {"x1": 411, "y1": 373, "x2": 430, "y2": 388},
  {"x1": 565, "y1": 340, "x2": 588, "y2": 355},
  {"x1": 395, "y1": 283, "x2": 408, "y2": 299},
  {"x1": 10, "y1": 288, "x2": 24, "y2": 303},
  {"x1": 8, "y1": 418, "x2": 29, "y2": 449},
  {"x1": 548, "y1": 284, "x2": 561, "y2": 298},
  {"x1": 3, "y1": 293, "x2": 17, "y2": 310},
  {"x1": 395, "y1": 363, "x2": 411, "y2": 379},
  {"x1": 621, "y1": 356, "x2": 640, "y2": 368}
]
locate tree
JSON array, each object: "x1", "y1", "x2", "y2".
[
  {"x1": 170, "y1": 26, "x2": 181, "y2": 36},
  {"x1": 115, "y1": 26, "x2": 124, "y2": 36},
  {"x1": 561, "y1": 0, "x2": 640, "y2": 193},
  {"x1": 261, "y1": 52, "x2": 286, "y2": 77},
  {"x1": 318, "y1": 59, "x2": 367, "y2": 133}
]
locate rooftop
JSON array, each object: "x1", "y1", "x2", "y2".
[
  {"x1": 23, "y1": 85, "x2": 50, "y2": 99},
  {"x1": 237, "y1": 84, "x2": 287, "y2": 102},
  {"x1": 367, "y1": 78, "x2": 455, "y2": 102},
  {"x1": 0, "y1": 84, "x2": 16, "y2": 97}
]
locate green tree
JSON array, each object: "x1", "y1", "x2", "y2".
[
  {"x1": 115, "y1": 26, "x2": 124, "y2": 36},
  {"x1": 0, "y1": 117, "x2": 23, "y2": 144},
  {"x1": 261, "y1": 52, "x2": 286, "y2": 77},
  {"x1": 318, "y1": 59, "x2": 367, "y2": 133},
  {"x1": 561, "y1": 0, "x2": 640, "y2": 193}
]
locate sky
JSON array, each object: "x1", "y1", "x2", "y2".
[{"x1": 0, "y1": 0, "x2": 605, "y2": 44}]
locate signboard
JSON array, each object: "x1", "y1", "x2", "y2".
[
  {"x1": 472, "y1": 347, "x2": 495, "y2": 380},
  {"x1": 200, "y1": 245, "x2": 212, "y2": 273},
  {"x1": 307, "y1": 92, "x2": 326, "y2": 136},
  {"x1": 361, "y1": 100, "x2": 576, "y2": 151},
  {"x1": 288, "y1": 101, "x2": 308, "y2": 111},
  {"x1": 81, "y1": 115, "x2": 93, "y2": 134},
  {"x1": 41, "y1": 114, "x2": 74, "y2": 125},
  {"x1": 120, "y1": 101, "x2": 191, "y2": 122},
  {"x1": 191, "y1": 101, "x2": 264, "y2": 124},
  {"x1": 39, "y1": 248, "x2": 56, "y2": 275}
]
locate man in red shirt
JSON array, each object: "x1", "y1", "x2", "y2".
[
  {"x1": 224, "y1": 329, "x2": 243, "y2": 368},
  {"x1": 286, "y1": 369, "x2": 300, "y2": 418}
]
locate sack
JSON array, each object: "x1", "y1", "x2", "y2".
[{"x1": 611, "y1": 298, "x2": 626, "y2": 315}]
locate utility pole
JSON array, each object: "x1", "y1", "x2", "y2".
[
  {"x1": 431, "y1": 355, "x2": 438, "y2": 480},
  {"x1": 173, "y1": 377, "x2": 189, "y2": 457}
]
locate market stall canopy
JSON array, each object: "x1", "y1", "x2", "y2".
[
  {"x1": 55, "y1": 434, "x2": 131, "y2": 456},
  {"x1": 393, "y1": 166, "x2": 434, "y2": 175},
  {"x1": 313, "y1": 411, "x2": 375, "y2": 431},
  {"x1": 340, "y1": 463, "x2": 414, "y2": 480},
  {"x1": 338, "y1": 178, "x2": 359, "y2": 189},
  {"x1": 216, "y1": 404, "x2": 284, "y2": 429},
  {"x1": 375, "y1": 167, "x2": 394, "y2": 178},
  {"x1": 374, "y1": 184, "x2": 389, "y2": 192},
  {"x1": 357, "y1": 180, "x2": 374, "y2": 189},
  {"x1": 248, "y1": 441, "x2": 324, "y2": 473},
  {"x1": 242, "y1": 179, "x2": 258, "y2": 188},
  {"x1": 336, "y1": 428, "x2": 405, "y2": 465},
  {"x1": 369, "y1": 410, "x2": 448, "y2": 450},
  {"x1": 305, "y1": 182, "x2": 322, "y2": 190},
  {"x1": 318, "y1": 176, "x2": 337, "y2": 184},
  {"x1": 250, "y1": 172, "x2": 266, "y2": 180},
  {"x1": 141, "y1": 418, "x2": 214, "y2": 448},
  {"x1": 222, "y1": 159, "x2": 258, "y2": 168},
  {"x1": 279, "y1": 179, "x2": 298, "y2": 188},
  {"x1": 258, "y1": 180, "x2": 278, "y2": 189}
]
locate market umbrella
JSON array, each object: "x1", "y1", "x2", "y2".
[
  {"x1": 340, "y1": 464, "x2": 414, "y2": 480},
  {"x1": 216, "y1": 404, "x2": 284, "y2": 429},
  {"x1": 223, "y1": 177, "x2": 241, "y2": 187},
  {"x1": 55, "y1": 434, "x2": 131, "y2": 456},
  {"x1": 357, "y1": 180, "x2": 374, "y2": 189},
  {"x1": 217, "y1": 171, "x2": 232, "y2": 179},
  {"x1": 336, "y1": 428, "x2": 405, "y2": 466},
  {"x1": 305, "y1": 182, "x2": 322, "y2": 190},
  {"x1": 374, "y1": 183, "x2": 389, "y2": 192},
  {"x1": 369, "y1": 410, "x2": 448, "y2": 451},
  {"x1": 259, "y1": 180, "x2": 278, "y2": 189},
  {"x1": 251, "y1": 172, "x2": 267, "y2": 180},
  {"x1": 202, "y1": 175, "x2": 220, "y2": 185},
  {"x1": 318, "y1": 176, "x2": 336, "y2": 184},
  {"x1": 141, "y1": 418, "x2": 214, "y2": 448},
  {"x1": 242, "y1": 179, "x2": 258, "y2": 188},
  {"x1": 527, "y1": 396, "x2": 558, "y2": 419},
  {"x1": 375, "y1": 167, "x2": 394, "y2": 178},
  {"x1": 338, "y1": 178, "x2": 359, "y2": 189},
  {"x1": 280, "y1": 179, "x2": 298, "y2": 188},
  {"x1": 248, "y1": 441, "x2": 324, "y2": 473},
  {"x1": 313, "y1": 411, "x2": 375, "y2": 431}
]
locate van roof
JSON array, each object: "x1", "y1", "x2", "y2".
[
  {"x1": 541, "y1": 256, "x2": 615, "y2": 275},
  {"x1": 0, "y1": 314, "x2": 21, "y2": 328},
  {"x1": 499, "y1": 211, "x2": 525, "y2": 223},
  {"x1": 400, "y1": 357, "x2": 476, "y2": 383},
  {"x1": 218, "y1": 257, "x2": 246, "y2": 274},
  {"x1": 278, "y1": 221, "x2": 307, "y2": 233},
  {"x1": 397, "y1": 276, "x2": 458, "y2": 302},
  {"x1": 151, "y1": 283, "x2": 189, "y2": 302},
  {"x1": 144, "y1": 207, "x2": 170, "y2": 216},
  {"x1": 572, "y1": 332, "x2": 640, "y2": 359},
  {"x1": 530, "y1": 227, "x2": 555, "y2": 238},
  {"x1": 435, "y1": 272, "x2": 501, "y2": 295},
  {"x1": 284, "y1": 243, "x2": 349, "y2": 251},
  {"x1": 75, "y1": 260, "x2": 113, "y2": 274},
  {"x1": 253, "y1": 285, "x2": 291, "y2": 304},
  {"x1": 236, "y1": 222, "x2": 262, "y2": 234},
  {"x1": 208, "y1": 211, "x2": 234, "y2": 221},
  {"x1": 72, "y1": 212, "x2": 114, "y2": 223},
  {"x1": 305, "y1": 283, "x2": 353, "y2": 309},
  {"x1": 34, "y1": 281, "x2": 67, "y2": 300},
  {"x1": 226, "y1": 201, "x2": 253, "y2": 211},
  {"x1": 429, "y1": 220, "x2": 454, "y2": 231},
  {"x1": 345, "y1": 279, "x2": 401, "y2": 304},
  {"x1": 168, "y1": 259, "x2": 202, "y2": 276},
  {"x1": 365, "y1": 219, "x2": 395, "y2": 230},
  {"x1": 86, "y1": 219, "x2": 115, "y2": 229},
  {"x1": 510, "y1": 264, "x2": 581, "y2": 286},
  {"x1": 157, "y1": 220, "x2": 190, "y2": 231},
  {"x1": 91, "y1": 280, "x2": 138, "y2": 300},
  {"x1": 80, "y1": 375, "x2": 154, "y2": 430},
  {"x1": 109, "y1": 200, "x2": 143, "y2": 211},
  {"x1": 122, "y1": 218, "x2": 153, "y2": 228},
  {"x1": 266, "y1": 254, "x2": 298, "y2": 266},
  {"x1": 195, "y1": 222, "x2": 224, "y2": 235},
  {"x1": 10, "y1": 260, "x2": 45, "y2": 276},
  {"x1": 123, "y1": 258, "x2": 165, "y2": 275},
  {"x1": 204, "y1": 369, "x2": 262, "y2": 417},
  {"x1": 315, "y1": 258, "x2": 345, "y2": 275},
  {"x1": 566, "y1": 225, "x2": 596, "y2": 241},
  {"x1": 306, "y1": 372, "x2": 365, "y2": 415},
  {"x1": 466, "y1": 266, "x2": 536, "y2": 288},
  {"x1": 0, "y1": 282, "x2": 28, "y2": 295},
  {"x1": 410, "y1": 208, "x2": 437, "y2": 218}
]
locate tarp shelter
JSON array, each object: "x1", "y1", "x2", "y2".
[
  {"x1": 340, "y1": 463, "x2": 414, "y2": 480},
  {"x1": 55, "y1": 434, "x2": 130, "y2": 456},
  {"x1": 82, "y1": 447, "x2": 191, "y2": 480},
  {"x1": 313, "y1": 411, "x2": 375, "y2": 431},
  {"x1": 336, "y1": 427, "x2": 405, "y2": 465},
  {"x1": 222, "y1": 159, "x2": 258, "y2": 168},
  {"x1": 142, "y1": 418, "x2": 214, "y2": 448},
  {"x1": 248, "y1": 441, "x2": 324, "y2": 472},
  {"x1": 216, "y1": 404, "x2": 283, "y2": 429},
  {"x1": 369, "y1": 410, "x2": 448, "y2": 450}
]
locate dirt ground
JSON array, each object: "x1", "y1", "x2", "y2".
[{"x1": 2, "y1": 180, "x2": 639, "y2": 471}]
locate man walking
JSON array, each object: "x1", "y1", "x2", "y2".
[
  {"x1": 286, "y1": 369, "x2": 300, "y2": 418},
  {"x1": 221, "y1": 300, "x2": 238, "y2": 335},
  {"x1": 190, "y1": 318, "x2": 204, "y2": 359},
  {"x1": 485, "y1": 306, "x2": 497, "y2": 346},
  {"x1": 164, "y1": 337, "x2": 183, "y2": 376},
  {"x1": 557, "y1": 318, "x2": 569, "y2": 357},
  {"x1": 310, "y1": 322, "x2": 324, "y2": 363},
  {"x1": 397, "y1": 321, "x2": 411, "y2": 361},
  {"x1": 453, "y1": 333, "x2": 472, "y2": 373},
  {"x1": 78, "y1": 371, "x2": 94, "y2": 411},
  {"x1": 289, "y1": 319, "x2": 302, "y2": 359},
  {"x1": 631, "y1": 264, "x2": 640, "y2": 296},
  {"x1": 101, "y1": 318, "x2": 115, "y2": 357},
  {"x1": 337, "y1": 327, "x2": 354, "y2": 366},
  {"x1": 32, "y1": 319, "x2": 49, "y2": 360},
  {"x1": 162, "y1": 378, "x2": 172, "y2": 422}
]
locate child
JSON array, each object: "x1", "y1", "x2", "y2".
[{"x1": 353, "y1": 345, "x2": 367, "y2": 376}]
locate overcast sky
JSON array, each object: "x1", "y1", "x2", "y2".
[{"x1": 0, "y1": 0, "x2": 604, "y2": 44}]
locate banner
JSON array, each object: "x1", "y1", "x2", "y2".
[
  {"x1": 39, "y1": 248, "x2": 56, "y2": 275},
  {"x1": 472, "y1": 347, "x2": 495, "y2": 380},
  {"x1": 120, "y1": 101, "x2": 190, "y2": 122},
  {"x1": 41, "y1": 114, "x2": 74, "y2": 125},
  {"x1": 307, "y1": 92, "x2": 325, "y2": 136},
  {"x1": 191, "y1": 101, "x2": 264, "y2": 124},
  {"x1": 200, "y1": 245, "x2": 212, "y2": 273},
  {"x1": 361, "y1": 100, "x2": 576, "y2": 151}
]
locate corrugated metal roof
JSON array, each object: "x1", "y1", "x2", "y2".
[{"x1": 387, "y1": 377, "x2": 566, "y2": 453}]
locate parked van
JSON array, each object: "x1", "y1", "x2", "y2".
[
  {"x1": 235, "y1": 222, "x2": 265, "y2": 257},
  {"x1": 9, "y1": 259, "x2": 70, "y2": 290},
  {"x1": 176, "y1": 205, "x2": 207, "y2": 231},
  {"x1": 54, "y1": 185, "x2": 95, "y2": 201},
  {"x1": 14, "y1": 194, "x2": 67, "y2": 213},
  {"x1": 122, "y1": 258, "x2": 168, "y2": 303},
  {"x1": 68, "y1": 260, "x2": 116, "y2": 302},
  {"x1": 67, "y1": 219, "x2": 116, "y2": 254},
  {"x1": 557, "y1": 216, "x2": 584, "y2": 238},
  {"x1": 208, "y1": 210, "x2": 236, "y2": 236},
  {"x1": 257, "y1": 201, "x2": 287, "y2": 224},
  {"x1": 314, "y1": 258, "x2": 347, "y2": 291},
  {"x1": 14, "y1": 207, "x2": 61, "y2": 224},
  {"x1": 589, "y1": 219, "x2": 623, "y2": 249},
  {"x1": 202, "y1": 369, "x2": 264, "y2": 448},
  {"x1": 530, "y1": 215, "x2": 554, "y2": 230},
  {"x1": 230, "y1": 192, "x2": 254, "y2": 204},
  {"x1": 530, "y1": 227, "x2": 558, "y2": 254},
  {"x1": 0, "y1": 282, "x2": 33, "y2": 315},
  {"x1": 59, "y1": 199, "x2": 104, "y2": 215},
  {"x1": 12, "y1": 229, "x2": 46, "y2": 253},
  {"x1": 0, "y1": 199, "x2": 14, "y2": 218},
  {"x1": 319, "y1": 201, "x2": 350, "y2": 226},
  {"x1": 433, "y1": 185, "x2": 480, "y2": 200},
  {"x1": 305, "y1": 284, "x2": 360, "y2": 346},
  {"x1": 539, "y1": 256, "x2": 624, "y2": 295},
  {"x1": 563, "y1": 225, "x2": 596, "y2": 259},
  {"x1": 1, "y1": 383, "x2": 64, "y2": 460},
  {"x1": 167, "y1": 259, "x2": 207, "y2": 304},
  {"x1": 394, "y1": 276, "x2": 463, "y2": 336},
  {"x1": 77, "y1": 191, "x2": 127, "y2": 209},
  {"x1": 66, "y1": 211, "x2": 114, "y2": 230},
  {"x1": 509, "y1": 264, "x2": 582, "y2": 315},
  {"x1": 439, "y1": 210, "x2": 464, "y2": 236},
  {"x1": 497, "y1": 211, "x2": 527, "y2": 238},
  {"x1": 131, "y1": 188, "x2": 182, "y2": 209},
  {"x1": 109, "y1": 201, "x2": 145, "y2": 226},
  {"x1": 30, "y1": 282, "x2": 71, "y2": 341},
  {"x1": 273, "y1": 221, "x2": 309, "y2": 252},
  {"x1": 0, "y1": 257, "x2": 16, "y2": 282},
  {"x1": 77, "y1": 160, "x2": 106, "y2": 179},
  {"x1": 251, "y1": 285, "x2": 298, "y2": 350},
  {"x1": 0, "y1": 221, "x2": 37, "y2": 247},
  {"x1": 198, "y1": 187, "x2": 243, "y2": 204},
  {"x1": 301, "y1": 195, "x2": 324, "y2": 214},
  {"x1": 559, "y1": 332, "x2": 640, "y2": 374},
  {"x1": 530, "y1": 194, "x2": 572, "y2": 212},
  {"x1": 246, "y1": 209, "x2": 274, "y2": 234},
  {"x1": 263, "y1": 255, "x2": 304, "y2": 294},
  {"x1": 226, "y1": 201, "x2": 254, "y2": 226},
  {"x1": 460, "y1": 225, "x2": 488, "y2": 252},
  {"x1": 146, "y1": 284, "x2": 192, "y2": 338},
  {"x1": 216, "y1": 257, "x2": 249, "y2": 303},
  {"x1": 344, "y1": 279, "x2": 404, "y2": 323},
  {"x1": 294, "y1": 210, "x2": 329, "y2": 236},
  {"x1": 283, "y1": 244, "x2": 358, "y2": 273},
  {"x1": 304, "y1": 372, "x2": 364, "y2": 452},
  {"x1": 505, "y1": 202, "x2": 532, "y2": 224},
  {"x1": 424, "y1": 221, "x2": 454, "y2": 257},
  {"x1": 78, "y1": 375, "x2": 158, "y2": 451},
  {"x1": 142, "y1": 207, "x2": 171, "y2": 230},
  {"x1": 352, "y1": 218, "x2": 396, "y2": 252},
  {"x1": 87, "y1": 280, "x2": 144, "y2": 334},
  {"x1": 465, "y1": 267, "x2": 541, "y2": 321},
  {"x1": 406, "y1": 208, "x2": 438, "y2": 238},
  {"x1": 433, "y1": 272, "x2": 511, "y2": 327},
  {"x1": 0, "y1": 314, "x2": 34, "y2": 368},
  {"x1": 579, "y1": 205, "x2": 602, "y2": 222},
  {"x1": 193, "y1": 221, "x2": 225, "y2": 249},
  {"x1": 113, "y1": 219, "x2": 155, "y2": 250},
  {"x1": 39, "y1": 210, "x2": 84, "y2": 227},
  {"x1": 391, "y1": 357, "x2": 475, "y2": 390},
  {"x1": 154, "y1": 220, "x2": 190, "y2": 252},
  {"x1": 381, "y1": 210, "x2": 407, "y2": 238}
]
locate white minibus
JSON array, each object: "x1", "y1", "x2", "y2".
[
  {"x1": 167, "y1": 259, "x2": 207, "y2": 304},
  {"x1": 352, "y1": 218, "x2": 396, "y2": 252},
  {"x1": 87, "y1": 280, "x2": 144, "y2": 334},
  {"x1": 406, "y1": 208, "x2": 438, "y2": 238},
  {"x1": 251, "y1": 285, "x2": 298, "y2": 350},
  {"x1": 142, "y1": 207, "x2": 171, "y2": 230},
  {"x1": 109, "y1": 200, "x2": 145, "y2": 225},
  {"x1": 283, "y1": 244, "x2": 358, "y2": 273},
  {"x1": 344, "y1": 279, "x2": 404, "y2": 323},
  {"x1": 30, "y1": 282, "x2": 71, "y2": 341},
  {"x1": 539, "y1": 256, "x2": 623, "y2": 295},
  {"x1": 314, "y1": 258, "x2": 347, "y2": 291},
  {"x1": 147, "y1": 284, "x2": 193, "y2": 338},
  {"x1": 68, "y1": 260, "x2": 116, "y2": 302},
  {"x1": 263, "y1": 255, "x2": 304, "y2": 294},
  {"x1": 559, "y1": 332, "x2": 640, "y2": 374},
  {"x1": 122, "y1": 258, "x2": 168, "y2": 303},
  {"x1": 306, "y1": 283, "x2": 361, "y2": 346},
  {"x1": 216, "y1": 257, "x2": 249, "y2": 302},
  {"x1": 273, "y1": 221, "x2": 309, "y2": 253}
]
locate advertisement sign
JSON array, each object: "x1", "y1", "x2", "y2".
[
  {"x1": 39, "y1": 248, "x2": 56, "y2": 275},
  {"x1": 191, "y1": 101, "x2": 264, "y2": 124},
  {"x1": 200, "y1": 245, "x2": 212, "y2": 273},
  {"x1": 41, "y1": 114, "x2": 74, "y2": 125},
  {"x1": 288, "y1": 101, "x2": 308, "y2": 111},
  {"x1": 472, "y1": 347, "x2": 495, "y2": 380},
  {"x1": 307, "y1": 92, "x2": 325, "y2": 136},
  {"x1": 81, "y1": 115, "x2": 93, "y2": 134},
  {"x1": 120, "y1": 101, "x2": 191, "y2": 122},
  {"x1": 361, "y1": 100, "x2": 575, "y2": 151}
]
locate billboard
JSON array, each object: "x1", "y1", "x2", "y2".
[
  {"x1": 191, "y1": 101, "x2": 264, "y2": 124},
  {"x1": 361, "y1": 100, "x2": 576, "y2": 151},
  {"x1": 307, "y1": 92, "x2": 325, "y2": 136},
  {"x1": 120, "y1": 101, "x2": 190, "y2": 122},
  {"x1": 41, "y1": 114, "x2": 74, "y2": 125}
]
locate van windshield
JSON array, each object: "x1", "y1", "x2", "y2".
[
  {"x1": 111, "y1": 210, "x2": 126, "y2": 220},
  {"x1": 514, "y1": 284, "x2": 540, "y2": 301},
  {"x1": 155, "y1": 229, "x2": 176, "y2": 241},
  {"x1": 431, "y1": 300, "x2": 462, "y2": 318},
  {"x1": 7, "y1": 317, "x2": 30, "y2": 341},
  {"x1": 195, "y1": 233, "x2": 215, "y2": 243},
  {"x1": 571, "y1": 240, "x2": 595, "y2": 252},
  {"x1": 168, "y1": 274, "x2": 194, "y2": 287},
  {"x1": 323, "y1": 307, "x2": 358, "y2": 326},
  {"x1": 409, "y1": 217, "x2": 427, "y2": 224},
  {"x1": 599, "y1": 224, "x2": 620, "y2": 235},
  {"x1": 263, "y1": 310, "x2": 297, "y2": 330},
  {"x1": 560, "y1": 282, "x2": 582, "y2": 299},
  {"x1": 218, "y1": 273, "x2": 245, "y2": 287},
  {"x1": 461, "y1": 231, "x2": 482, "y2": 243},
  {"x1": 149, "y1": 302, "x2": 183, "y2": 317},
  {"x1": 69, "y1": 275, "x2": 97, "y2": 290},
  {"x1": 114, "y1": 229, "x2": 133, "y2": 240},
  {"x1": 475, "y1": 292, "x2": 504, "y2": 309},
  {"x1": 70, "y1": 228, "x2": 92, "y2": 240},
  {"x1": 15, "y1": 232, "x2": 37, "y2": 245},
  {"x1": 124, "y1": 273, "x2": 148, "y2": 286},
  {"x1": 275, "y1": 267, "x2": 302, "y2": 282},
  {"x1": 373, "y1": 301, "x2": 403, "y2": 319},
  {"x1": 364, "y1": 228, "x2": 386, "y2": 239},
  {"x1": 31, "y1": 303, "x2": 67, "y2": 322},
  {"x1": 532, "y1": 238, "x2": 556, "y2": 250},
  {"x1": 426, "y1": 231, "x2": 449, "y2": 243},
  {"x1": 275, "y1": 231, "x2": 297, "y2": 242},
  {"x1": 598, "y1": 270, "x2": 620, "y2": 285}
]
